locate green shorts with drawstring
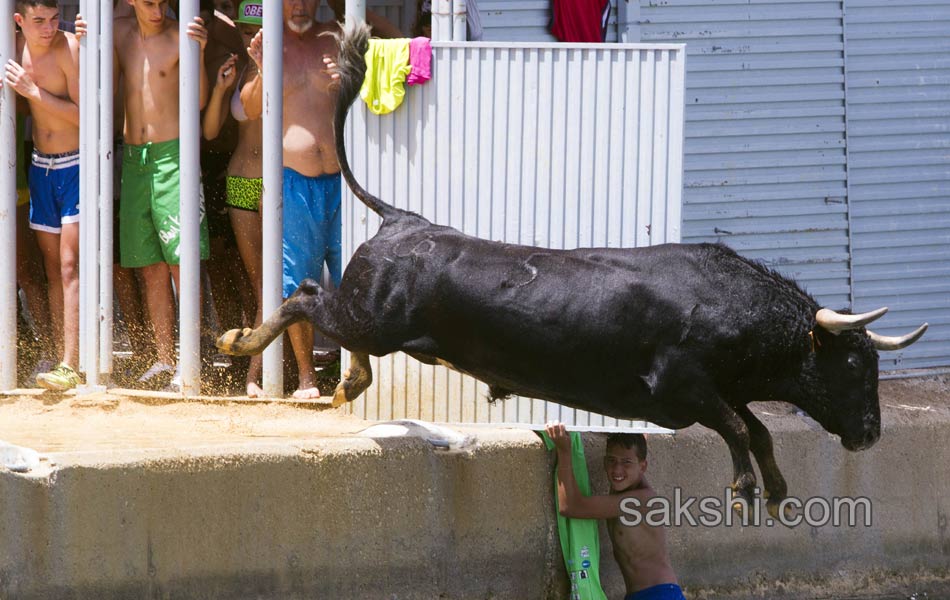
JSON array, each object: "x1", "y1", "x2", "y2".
[{"x1": 120, "y1": 139, "x2": 210, "y2": 268}]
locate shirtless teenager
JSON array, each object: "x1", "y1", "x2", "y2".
[
  {"x1": 5, "y1": 0, "x2": 81, "y2": 391},
  {"x1": 112, "y1": 0, "x2": 210, "y2": 389},
  {"x1": 545, "y1": 422, "x2": 686, "y2": 600},
  {"x1": 240, "y1": 0, "x2": 343, "y2": 399},
  {"x1": 203, "y1": 0, "x2": 264, "y2": 397}
]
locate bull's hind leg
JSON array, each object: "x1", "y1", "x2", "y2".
[
  {"x1": 735, "y1": 405, "x2": 790, "y2": 520},
  {"x1": 217, "y1": 294, "x2": 310, "y2": 356},
  {"x1": 217, "y1": 280, "x2": 350, "y2": 357},
  {"x1": 332, "y1": 351, "x2": 373, "y2": 408}
]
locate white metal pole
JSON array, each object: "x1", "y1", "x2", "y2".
[
  {"x1": 98, "y1": 0, "x2": 114, "y2": 382},
  {"x1": 0, "y1": 0, "x2": 17, "y2": 391},
  {"x1": 432, "y1": 0, "x2": 451, "y2": 41},
  {"x1": 451, "y1": 0, "x2": 467, "y2": 41},
  {"x1": 345, "y1": 0, "x2": 365, "y2": 21},
  {"x1": 79, "y1": 0, "x2": 101, "y2": 387},
  {"x1": 261, "y1": 0, "x2": 284, "y2": 396},
  {"x1": 179, "y1": 0, "x2": 201, "y2": 395}
]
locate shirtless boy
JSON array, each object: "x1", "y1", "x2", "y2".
[
  {"x1": 545, "y1": 421, "x2": 686, "y2": 600},
  {"x1": 111, "y1": 0, "x2": 210, "y2": 388},
  {"x1": 5, "y1": 0, "x2": 81, "y2": 390}
]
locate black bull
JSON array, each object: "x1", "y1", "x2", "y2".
[{"x1": 217, "y1": 20, "x2": 927, "y2": 517}]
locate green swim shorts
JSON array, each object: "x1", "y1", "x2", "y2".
[
  {"x1": 226, "y1": 175, "x2": 263, "y2": 211},
  {"x1": 120, "y1": 139, "x2": 210, "y2": 268}
]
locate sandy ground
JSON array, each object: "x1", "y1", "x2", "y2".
[
  {"x1": 1, "y1": 375, "x2": 948, "y2": 455},
  {"x1": 0, "y1": 391, "x2": 370, "y2": 453}
]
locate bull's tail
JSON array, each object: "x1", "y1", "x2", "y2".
[{"x1": 329, "y1": 18, "x2": 400, "y2": 220}]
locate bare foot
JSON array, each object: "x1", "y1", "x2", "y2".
[
  {"x1": 292, "y1": 387, "x2": 321, "y2": 400},
  {"x1": 246, "y1": 382, "x2": 265, "y2": 398}
]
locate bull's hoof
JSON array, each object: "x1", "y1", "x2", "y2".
[
  {"x1": 331, "y1": 385, "x2": 348, "y2": 408},
  {"x1": 216, "y1": 327, "x2": 255, "y2": 355},
  {"x1": 331, "y1": 368, "x2": 355, "y2": 408},
  {"x1": 729, "y1": 482, "x2": 756, "y2": 521},
  {"x1": 767, "y1": 498, "x2": 794, "y2": 523}
]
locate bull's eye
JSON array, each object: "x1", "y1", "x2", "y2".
[{"x1": 847, "y1": 356, "x2": 859, "y2": 371}]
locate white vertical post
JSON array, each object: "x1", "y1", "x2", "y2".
[
  {"x1": 345, "y1": 0, "x2": 365, "y2": 21},
  {"x1": 0, "y1": 0, "x2": 16, "y2": 391},
  {"x1": 451, "y1": 0, "x2": 467, "y2": 41},
  {"x1": 617, "y1": 0, "x2": 641, "y2": 43},
  {"x1": 79, "y1": 0, "x2": 101, "y2": 387},
  {"x1": 432, "y1": 0, "x2": 451, "y2": 41},
  {"x1": 98, "y1": 0, "x2": 114, "y2": 381},
  {"x1": 179, "y1": 0, "x2": 201, "y2": 395},
  {"x1": 261, "y1": 1, "x2": 284, "y2": 397}
]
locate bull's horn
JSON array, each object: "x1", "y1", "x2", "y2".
[
  {"x1": 868, "y1": 323, "x2": 928, "y2": 351},
  {"x1": 816, "y1": 307, "x2": 888, "y2": 334}
]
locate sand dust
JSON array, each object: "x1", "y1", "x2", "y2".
[{"x1": 0, "y1": 391, "x2": 369, "y2": 453}]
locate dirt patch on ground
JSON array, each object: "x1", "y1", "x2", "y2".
[
  {"x1": 686, "y1": 566, "x2": 950, "y2": 600},
  {"x1": 0, "y1": 391, "x2": 368, "y2": 453}
]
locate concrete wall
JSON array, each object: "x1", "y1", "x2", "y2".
[{"x1": 2, "y1": 407, "x2": 949, "y2": 598}]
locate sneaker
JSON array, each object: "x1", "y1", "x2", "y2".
[
  {"x1": 36, "y1": 363, "x2": 82, "y2": 392},
  {"x1": 28, "y1": 359, "x2": 56, "y2": 386},
  {"x1": 137, "y1": 361, "x2": 176, "y2": 389}
]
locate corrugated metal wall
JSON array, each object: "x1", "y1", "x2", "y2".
[
  {"x1": 633, "y1": 0, "x2": 949, "y2": 370},
  {"x1": 845, "y1": 0, "x2": 950, "y2": 370},
  {"x1": 638, "y1": 0, "x2": 853, "y2": 309},
  {"x1": 342, "y1": 41, "x2": 686, "y2": 426}
]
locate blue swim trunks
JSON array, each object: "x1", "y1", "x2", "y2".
[
  {"x1": 625, "y1": 583, "x2": 686, "y2": 600},
  {"x1": 282, "y1": 168, "x2": 342, "y2": 298},
  {"x1": 28, "y1": 149, "x2": 80, "y2": 233}
]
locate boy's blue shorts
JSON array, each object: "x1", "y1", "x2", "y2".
[
  {"x1": 281, "y1": 168, "x2": 342, "y2": 298},
  {"x1": 625, "y1": 583, "x2": 686, "y2": 600},
  {"x1": 28, "y1": 149, "x2": 80, "y2": 234}
]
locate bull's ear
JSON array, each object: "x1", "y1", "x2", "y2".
[{"x1": 811, "y1": 325, "x2": 837, "y2": 351}]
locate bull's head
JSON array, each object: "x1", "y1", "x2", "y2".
[{"x1": 800, "y1": 307, "x2": 927, "y2": 452}]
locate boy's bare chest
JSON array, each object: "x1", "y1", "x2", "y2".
[
  {"x1": 23, "y1": 50, "x2": 65, "y2": 95},
  {"x1": 120, "y1": 38, "x2": 179, "y2": 81}
]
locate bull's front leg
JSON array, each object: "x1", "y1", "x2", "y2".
[
  {"x1": 696, "y1": 399, "x2": 759, "y2": 518},
  {"x1": 735, "y1": 404, "x2": 791, "y2": 521},
  {"x1": 216, "y1": 287, "x2": 313, "y2": 356}
]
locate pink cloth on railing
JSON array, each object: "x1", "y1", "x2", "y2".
[{"x1": 407, "y1": 37, "x2": 432, "y2": 86}]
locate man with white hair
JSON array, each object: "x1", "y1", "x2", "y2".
[{"x1": 241, "y1": 0, "x2": 343, "y2": 399}]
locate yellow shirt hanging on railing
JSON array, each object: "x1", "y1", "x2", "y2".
[{"x1": 360, "y1": 38, "x2": 412, "y2": 115}]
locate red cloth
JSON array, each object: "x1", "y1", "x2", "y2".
[{"x1": 550, "y1": 0, "x2": 610, "y2": 43}]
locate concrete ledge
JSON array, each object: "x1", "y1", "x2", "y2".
[{"x1": 2, "y1": 380, "x2": 950, "y2": 598}]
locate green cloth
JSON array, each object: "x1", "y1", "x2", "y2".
[
  {"x1": 540, "y1": 431, "x2": 609, "y2": 600},
  {"x1": 360, "y1": 38, "x2": 411, "y2": 115}
]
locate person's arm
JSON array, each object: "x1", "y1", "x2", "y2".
[
  {"x1": 202, "y1": 54, "x2": 237, "y2": 140},
  {"x1": 240, "y1": 29, "x2": 263, "y2": 121},
  {"x1": 62, "y1": 32, "x2": 81, "y2": 124},
  {"x1": 365, "y1": 9, "x2": 404, "y2": 38},
  {"x1": 545, "y1": 422, "x2": 652, "y2": 520},
  {"x1": 3, "y1": 39, "x2": 80, "y2": 126}
]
